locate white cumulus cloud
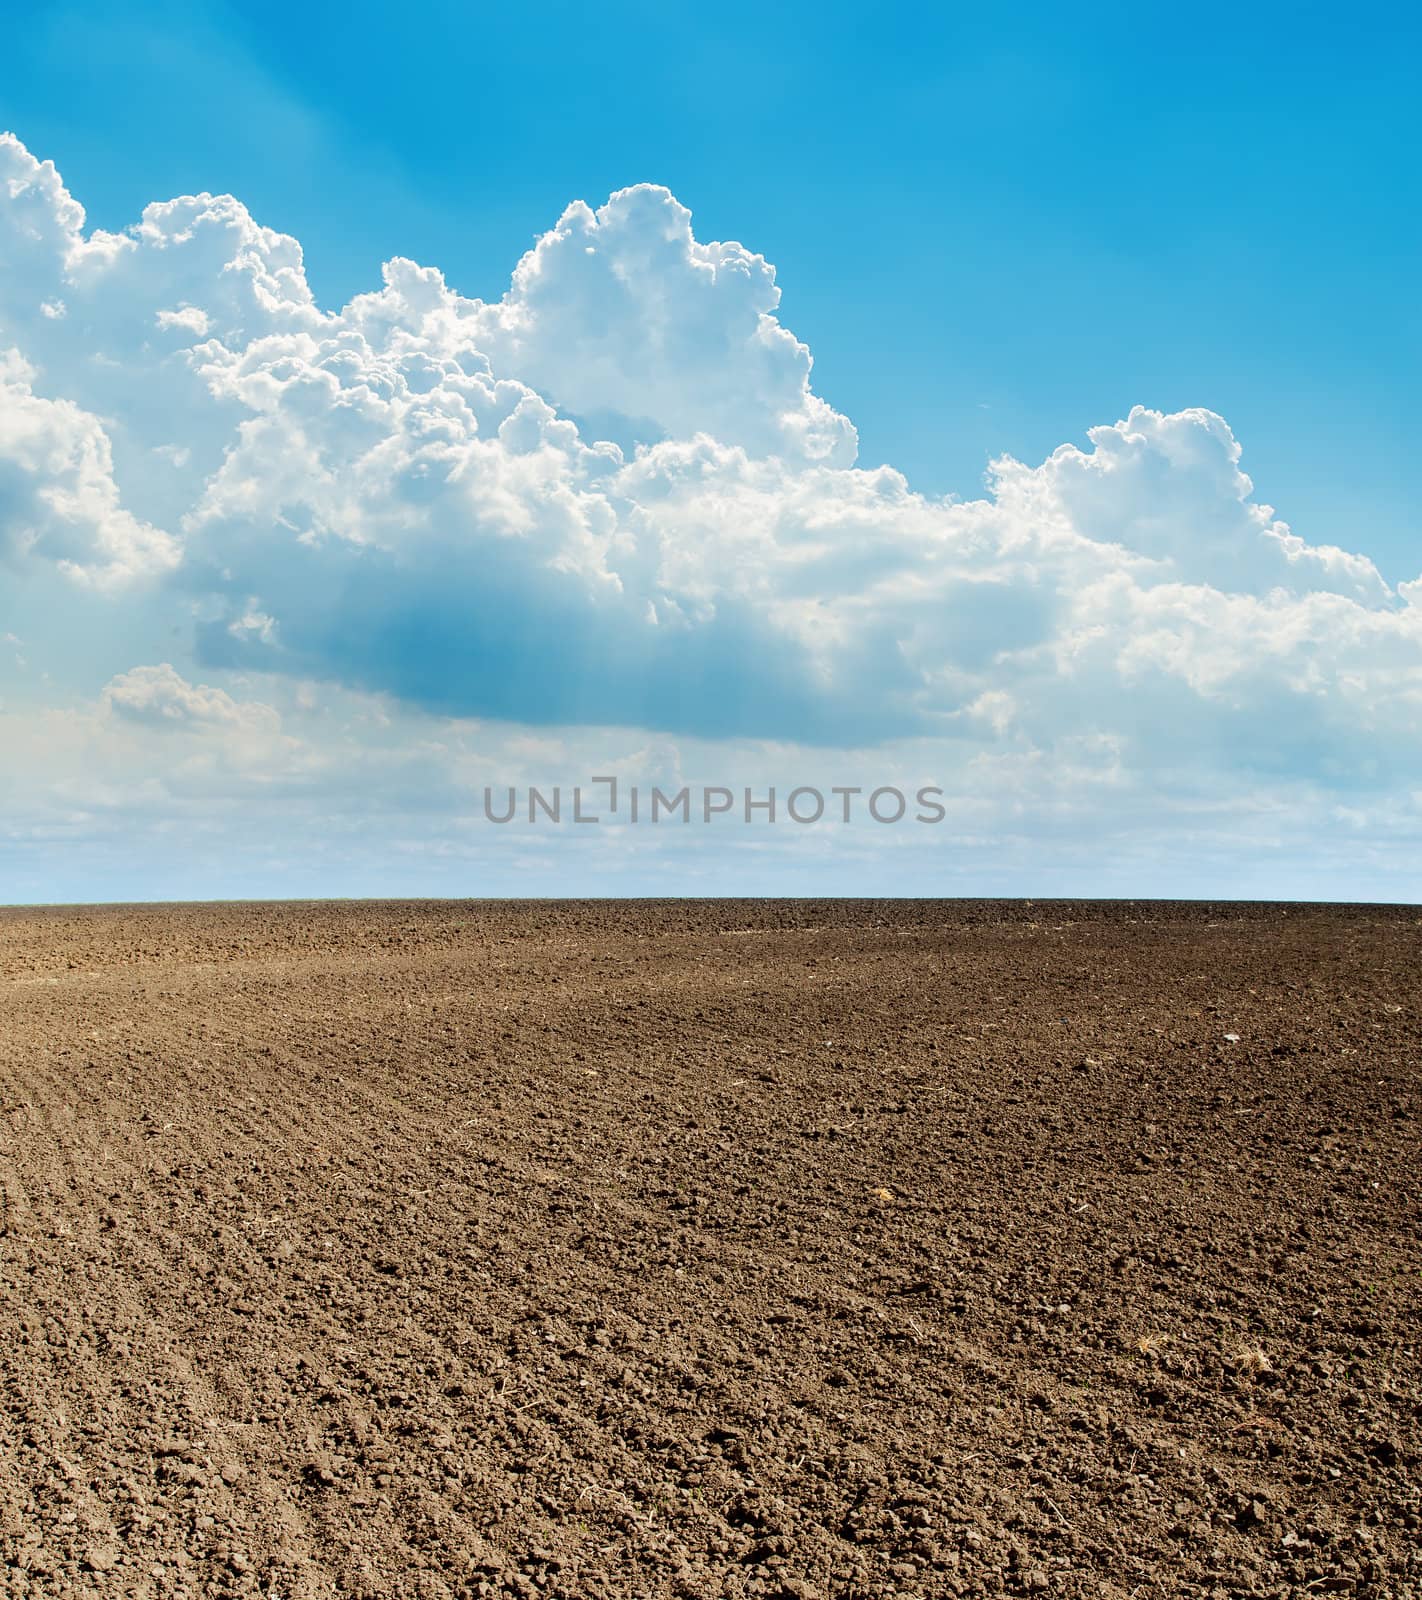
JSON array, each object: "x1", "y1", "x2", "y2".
[
  {"x1": 0, "y1": 347, "x2": 178, "y2": 582},
  {"x1": 2, "y1": 125, "x2": 1421, "y2": 897}
]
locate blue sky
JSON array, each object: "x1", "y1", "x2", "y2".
[
  {"x1": 1, "y1": 1, "x2": 1420, "y2": 900},
  {"x1": 6, "y1": 0, "x2": 1419, "y2": 571}
]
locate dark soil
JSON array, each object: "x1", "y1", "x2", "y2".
[{"x1": 1, "y1": 900, "x2": 1418, "y2": 1599}]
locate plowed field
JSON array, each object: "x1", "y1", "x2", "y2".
[{"x1": 1, "y1": 901, "x2": 1418, "y2": 1599}]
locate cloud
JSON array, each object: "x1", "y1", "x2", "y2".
[
  {"x1": 99, "y1": 662, "x2": 276, "y2": 730},
  {"x1": 5, "y1": 667, "x2": 1420, "y2": 905},
  {"x1": 1006, "y1": 406, "x2": 1390, "y2": 604},
  {"x1": 466, "y1": 187, "x2": 858, "y2": 466},
  {"x1": 0, "y1": 348, "x2": 178, "y2": 582},
  {"x1": 1, "y1": 126, "x2": 1420, "y2": 828}
]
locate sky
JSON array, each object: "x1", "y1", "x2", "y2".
[{"x1": 1, "y1": 0, "x2": 1419, "y2": 902}]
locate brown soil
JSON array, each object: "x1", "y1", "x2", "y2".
[{"x1": 1, "y1": 900, "x2": 1418, "y2": 1600}]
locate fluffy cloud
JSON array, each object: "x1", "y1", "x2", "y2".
[
  {"x1": 2, "y1": 126, "x2": 1420, "y2": 850},
  {"x1": 99, "y1": 662, "x2": 277, "y2": 730},
  {"x1": 0, "y1": 348, "x2": 177, "y2": 582},
  {"x1": 468, "y1": 188, "x2": 858, "y2": 465}
]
